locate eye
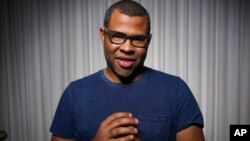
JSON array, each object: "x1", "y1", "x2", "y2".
[
  {"x1": 131, "y1": 35, "x2": 148, "y2": 47},
  {"x1": 132, "y1": 36, "x2": 148, "y2": 43},
  {"x1": 111, "y1": 33, "x2": 126, "y2": 43},
  {"x1": 112, "y1": 33, "x2": 126, "y2": 39}
]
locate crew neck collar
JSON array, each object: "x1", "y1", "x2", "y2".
[{"x1": 100, "y1": 67, "x2": 150, "y2": 86}]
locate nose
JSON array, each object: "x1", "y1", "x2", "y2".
[{"x1": 119, "y1": 39, "x2": 135, "y2": 54}]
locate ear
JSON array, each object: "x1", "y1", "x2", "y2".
[{"x1": 99, "y1": 27, "x2": 105, "y2": 44}]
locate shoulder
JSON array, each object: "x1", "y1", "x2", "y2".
[
  {"x1": 146, "y1": 68, "x2": 193, "y2": 96},
  {"x1": 60, "y1": 70, "x2": 103, "y2": 97},
  {"x1": 69, "y1": 70, "x2": 102, "y2": 88},
  {"x1": 146, "y1": 67, "x2": 183, "y2": 85}
]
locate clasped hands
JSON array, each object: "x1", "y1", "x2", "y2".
[{"x1": 92, "y1": 112, "x2": 140, "y2": 141}]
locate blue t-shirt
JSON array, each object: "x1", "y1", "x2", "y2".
[{"x1": 50, "y1": 68, "x2": 204, "y2": 141}]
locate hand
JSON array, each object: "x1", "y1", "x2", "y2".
[{"x1": 92, "y1": 112, "x2": 139, "y2": 141}]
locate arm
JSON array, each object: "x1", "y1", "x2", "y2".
[
  {"x1": 176, "y1": 125, "x2": 205, "y2": 141},
  {"x1": 51, "y1": 135, "x2": 74, "y2": 141}
]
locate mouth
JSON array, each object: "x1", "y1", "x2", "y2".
[{"x1": 116, "y1": 56, "x2": 136, "y2": 69}]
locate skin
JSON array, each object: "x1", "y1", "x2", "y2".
[
  {"x1": 176, "y1": 125, "x2": 205, "y2": 141},
  {"x1": 51, "y1": 10, "x2": 205, "y2": 141},
  {"x1": 51, "y1": 136, "x2": 73, "y2": 141},
  {"x1": 100, "y1": 9, "x2": 149, "y2": 83},
  {"x1": 51, "y1": 112, "x2": 139, "y2": 141},
  {"x1": 92, "y1": 112, "x2": 140, "y2": 141}
]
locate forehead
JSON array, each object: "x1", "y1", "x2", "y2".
[{"x1": 108, "y1": 10, "x2": 148, "y2": 34}]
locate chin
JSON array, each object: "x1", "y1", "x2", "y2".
[{"x1": 115, "y1": 69, "x2": 133, "y2": 78}]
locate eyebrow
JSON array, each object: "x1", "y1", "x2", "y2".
[{"x1": 108, "y1": 29, "x2": 148, "y2": 37}]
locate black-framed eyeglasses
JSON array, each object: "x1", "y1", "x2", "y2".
[{"x1": 104, "y1": 28, "x2": 151, "y2": 48}]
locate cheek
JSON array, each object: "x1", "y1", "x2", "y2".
[
  {"x1": 136, "y1": 49, "x2": 148, "y2": 60},
  {"x1": 103, "y1": 40, "x2": 118, "y2": 59}
]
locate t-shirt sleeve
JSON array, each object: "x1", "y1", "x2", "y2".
[
  {"x1": 177, "y1": 78, "x2": 204, "y2": 131},
  {"x1": 50, "y1": 84, "x2": 75, "y2": 138}
]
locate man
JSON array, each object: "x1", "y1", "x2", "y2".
[{"x1": 50, "y1": 0, "x2": 205, "y2": 141}]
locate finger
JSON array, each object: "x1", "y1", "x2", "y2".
[
  {"x1": 102, "y1": 112, "x2": 133, "y2": 126},
  {"x1": 111, "y1": 135, "x2": 135, "y2": 141},
  {"x1": 110, "y1": 126, "x2": 138, "y2": 138},
  {"x1": 108, "y1": 117, "x2": 139, "y2": 130},
  {"x1": 133, "y1": 135, "x2": 141, "y2": 141}
]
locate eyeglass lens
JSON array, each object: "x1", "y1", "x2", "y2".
[{"x1": 105, "y1": 28, "x2": 150, "y2": 48}]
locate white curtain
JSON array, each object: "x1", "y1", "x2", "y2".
[{"x1": 0, "y1": 0, "x2": 249, "y2": 141}]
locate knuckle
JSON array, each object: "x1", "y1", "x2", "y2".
[
  {"x1": 100, "y1": 121, "x2": 106, "y2": 128},
  {"x1": 110, "y1": 126, "x2": 136, "y2": 137},
  {"x1": 110, "y1": 127, "x2": 122, "y2": 136},
  {"x1": 113, "y1": 112, "x2": 130, "y2": 118},
  {"x1": 112, "y1": 118, "x2": 125, "y2": 127},
  {"x1": 112, "y1": 118, "x2": 136, "y2": 127}
]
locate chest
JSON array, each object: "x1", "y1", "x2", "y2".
[{"x1": 73, "y1": 86, "x2": 178, "y2": 141}]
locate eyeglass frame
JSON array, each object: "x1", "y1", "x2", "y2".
[{"x1": 103, "y1": 28, "x2": 152, "y2": 48}]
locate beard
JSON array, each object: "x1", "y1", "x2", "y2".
[{"x1": 104, "y1": 52, "x2": 146, "y2": 83}]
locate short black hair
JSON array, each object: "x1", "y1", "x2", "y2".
[{"x1": 103, "y1": 0, "x2": 151, "y2": 34}]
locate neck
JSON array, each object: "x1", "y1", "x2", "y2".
[{"x1": 104, "y1": 67, "x2": 146, "y2": 84}]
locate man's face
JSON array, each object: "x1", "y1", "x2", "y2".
[{"x1": 100, "y1": 10, "x2": 150, "y2": 82}]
